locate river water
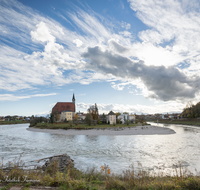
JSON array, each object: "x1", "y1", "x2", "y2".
[{"x1": 1, "y1": 123, "x2": 200, "y2": 174}]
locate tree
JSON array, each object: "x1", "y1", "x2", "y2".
[
  {"x1": 115, "y1": 112, "x2": 121, "y2": 118},
  {"x1": 88, "y1": 103, "x2": 99, "y2": 120},
  {"x1": 50, "y1": 113, "x2": 54, "y2": 123},
  {"x1": 116, "y1": 119, "x2": 121, "y2": 124},
  {"x1": 101, "y1": 113, "x2": 107, "y2": 123},
  {"x1": 85, "y1": 113, "x2": 93, "y2": 126},
  {"x1": 123, "y1": 112, "x2": 129, "y2": 114},
  {"x1": 73, "y1": 114, "x2": 79, "y2": 125}
]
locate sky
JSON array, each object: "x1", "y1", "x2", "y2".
[{"x1": 1, "y1": 0, "x2": 200, "y2": 116}]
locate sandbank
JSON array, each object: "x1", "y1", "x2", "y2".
[{"x1": 27, "y1": 125, "x2": 175, "y2": 135}]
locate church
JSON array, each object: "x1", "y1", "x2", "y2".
[{"x1": 52, "y1": 94, "x2": 76, "y2": 122}]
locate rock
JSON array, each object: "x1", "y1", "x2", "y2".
[{"x1": 42, "y1": 154, "x2": 74, "y2": 172}]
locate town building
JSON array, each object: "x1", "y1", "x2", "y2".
[
  {"x1": 106, "y1": 111, "x2": 116, "y2": 124},
  {"x1": 52, "y1": 94, "x2": 76, "y2": 122},
  {"x1": 129, "y1": 114, "x2": 136, "y2": 123},
  {"x1": 60, "y1": 111, "x2": 73, "y2": 121},
  {"x1": 117, "y1": 113, "x2": 129, "y2": 124}
]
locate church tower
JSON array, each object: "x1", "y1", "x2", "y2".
[{"x1": 72, "y1": 93, "x2": 75, "y2": 112}]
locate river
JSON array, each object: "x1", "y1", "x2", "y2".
[{"x1": 1, "y1": 123, "x2": 200, "y2": 174}]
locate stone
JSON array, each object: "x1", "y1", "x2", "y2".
[{"x1": 42, "y1": 154, "x2": 74, "y2": 172}]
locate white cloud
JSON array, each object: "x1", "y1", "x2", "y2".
[
  {"x1": 1, "y1": 0, "x2": 200, "y2": 105},
  {"x1": 76, "y1": 101, "x2": 184, "y2": 114},
  {"x1": 121, "y1": 21, "x2": 131, "y2": 30},
  {"x1": 31, "y1": 22, "x2": 55, "y2": 43},
  {"x1": 73, "y1": 39, "x2": 83, "y2": 47},
  {"x1": 0, "y1": 93, "x2": 57, "y2": 101}
]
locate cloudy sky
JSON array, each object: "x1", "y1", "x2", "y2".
[{"x1": 1, "y1": 0, "x2": 200, "y2": 116}]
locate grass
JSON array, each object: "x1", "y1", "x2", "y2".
[
  {"x1": 157, "y1": 119, "x2": 200, "y2": 126},
  {"x1": 0, "y1": 120, "x2": 29, "y2": 125},
  {"x1": 32, "y1": 122, "x2": 146, "y2": 130},
  {"x1": 1, "y1": 157, "x2": 200, "y2": 190}
]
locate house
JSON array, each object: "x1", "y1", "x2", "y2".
[
  {"x1": 76, "y1": 112, "x2": 86, "y2": 121},
  {"x1": 106, "y1": 111, "x2": 116, "y2": 124},
  {"x1": 52, "y1": 94, "x2": 76, "y2": 122},
  {"x1": 0, "y1": 117, "x2": 5, "y2": 121},
  {"x1": 162, "y1": 114, "x2": 169, "y2": 119},
  {"x1": 60, "y1": 111, "x2": 73, "y2": 121},
  {"x1": 129, "y1": 114, "x2": 136, "y2": 123},
  {"x1": 117, "y1": 113, "x2": 129, "y2": 124}
]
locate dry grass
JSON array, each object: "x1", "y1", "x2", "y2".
[{"x1": 1, "y1": 156, "x2": 200, "y2": 190}]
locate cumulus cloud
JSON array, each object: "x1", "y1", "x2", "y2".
[
  {"x1": 82, "y1": 46, "x2": 200, "y2": 101},
  {"x1": 31, "y1": 22, "x2": 55, "y2": 43},
  {"x1": 109, "y1": 39, "x2": 129, "y2": 53},
  {"x1": 1, "y1": 0, "x2": 200, "y2": 105},
  {"x1": 73, "y1": 39, "x2": 83, "y2": 47}
]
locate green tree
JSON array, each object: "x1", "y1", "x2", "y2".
[
  {"x1": 85, "y1": 113, "x2": 93, "y2": 126},
  {"x1": 101, "y1": 113, "x2": 107, "y2": 123}
]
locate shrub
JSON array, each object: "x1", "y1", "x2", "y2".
[{"x1": 68, "y1": 120, "x2": 73, "y2": 127}]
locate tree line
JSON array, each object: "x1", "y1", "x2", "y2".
[{"x1": 181, "y1": 101, "x2": 200, "y2": 118}]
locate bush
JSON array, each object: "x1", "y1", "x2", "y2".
[{"x1": 68, "y1": 120, "x2": 73, "y2": 127}]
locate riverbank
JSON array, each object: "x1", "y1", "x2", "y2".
[
  {"x1": 0, "y1": 121, "x2": 29, "y2": 125},
  {"x1": 1, "y1": 156, "x2": 200, "y2": 190},
  {"x1": 157, "y1": 119, "x2": 200, "y2": 126},
  {"x1": 27, "y1": 125, "x2": 175, "y2": 135}
]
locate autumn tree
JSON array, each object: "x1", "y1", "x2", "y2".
[
  {"x1": 181, "y1": 101, "x2": 200, "y2": 118},
  {"x1": 73, "y1": 114, "x2": 79, "y2": 125},
  {"x1": 123, "y1": 112, "x2": 129, "y2": 114},
  {"x1": 115, "y1": 112, "x2": 121, "y2": 118},
  {"x1": 88, "y1": 103, "x2": 99, "y2": 120}
]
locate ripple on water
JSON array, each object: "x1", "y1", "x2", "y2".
[{"x1": 1, "y1": 123, "x2": 200, "y2": 174}]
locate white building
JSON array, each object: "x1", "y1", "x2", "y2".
[
  {"x1": 117, "y1": 113, "x2": 129, "y2": 124},
  {"x1": 106, "y1": 111, "x2": 116, "y2": 124}
]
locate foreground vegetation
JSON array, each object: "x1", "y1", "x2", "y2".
[
  {"x1": 157, "y1": 119, "x2": 200, "y2": 126},
  {"x1": 31, "y1": 122, "x2": 144, "y2": 130},
  {"x1": 0, "y1": 120, "x2": 29, "y2": 125},
  {"x1": 1, "y1": 157, "x2": 200, "y2": 190}
]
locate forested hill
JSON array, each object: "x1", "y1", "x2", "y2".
[{"x1": 182, "y1": 102, "x2": 200, "y2": 118}]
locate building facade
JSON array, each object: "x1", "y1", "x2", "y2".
[
  {"x1": 107, "y1": 111, "x2": 116, "y2": 124},
  {"x1": 52, "y1": 94, "x2": 76, "y2": 122}
]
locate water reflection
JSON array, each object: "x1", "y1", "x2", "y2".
[{"x1": 1, "y1": 123, "x2": 200, "y2": 174}]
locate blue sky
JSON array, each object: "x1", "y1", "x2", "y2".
[{"x1": 1, "y1": 0, "x2": 200, "y2": 116}]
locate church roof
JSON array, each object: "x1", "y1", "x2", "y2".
[{"x1": 52, "y1": 102, "x2": 75, "y2": 114}]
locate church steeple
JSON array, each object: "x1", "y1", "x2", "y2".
[
  {"x1": 72, "y1": 93, "x2": 75, "y2": 112},
  {"x1": 72, "y1": 93, "x2": 75, "y2": 104}
]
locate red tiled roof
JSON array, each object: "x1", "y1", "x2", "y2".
[{"x1": 52, "y1": 102, "x2": 75, "y2": 114}]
